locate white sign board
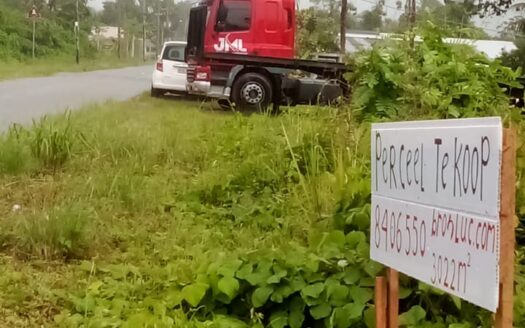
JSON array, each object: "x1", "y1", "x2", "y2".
[{"x1": 370, "y1": 117, "x2": 502, "y2": 312}]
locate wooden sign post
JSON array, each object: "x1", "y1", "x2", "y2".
[
  {"x1": 495, "y1": 128, "x2": 517, "y2": 328},
  {"x1": 371, "y1": 119, "x2": 517, "y2": 328},
  {"x1": 375, "y1": 268, "x2": 399, "y2": 328},
  {"x1": 375, "y1": 276, "x2": 387, "y2": 328}
]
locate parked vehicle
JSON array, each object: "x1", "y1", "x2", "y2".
[
  {"x1": 151, "y1": 41, "x2": 188, "y2": 97},
  {"x1": 184, "y1": 0, "x2": 349, "y2": 111}
]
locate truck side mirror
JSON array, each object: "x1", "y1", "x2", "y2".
[
  {"x1": 217, "y1": 4, "x2": 227, "y2": 21},
  {"x1": 216, "y1": 21, "x2": 226, "y2": 32},
  {"x1": 216, "y1": 3, "x2": 227, "y2": 31}
]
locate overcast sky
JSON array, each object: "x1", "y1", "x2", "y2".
[{"x1": 87, "y1": 0, "x2": 517, "y2": 37}]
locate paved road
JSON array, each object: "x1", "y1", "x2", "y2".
[{"x1": 0, "y1": 65, "x2": 152, "y2": 130}]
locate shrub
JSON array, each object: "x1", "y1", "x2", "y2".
[{"x1": 348, "y1": 22, "x2": 521, "y2": 120}]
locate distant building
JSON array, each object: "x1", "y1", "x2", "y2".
[
  {"x1": 90, "y1": 26, "x2": 120, "y2": 40},
  {"x1": 90, "y1": 26, "x2": 156, "y2": 58},
  {"x1": 344, "y1": 31, "x2": 517, "y2": 59}
]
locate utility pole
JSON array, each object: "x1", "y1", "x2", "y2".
[
  {"x1": 340, "y1": 0, "x2": 347, "y2": 54},
  {"x1": 75, "y1": 0, "x2": 80, "y2": 64},
  {"x1": 407, "y1": 0, "x2": 416, "y2": 28},
  {"x1": 117, "y1": 0, "x2": 121, "y2": 59},
  {"x1": 156, "y1": 1, "x2": 161, "y2": 57},
  {"x1": 142, "y1": 0, "x2": 146, "y2": 62},
  {"x1": 32, "y1": 17, "x2": 36, "y2": 59},
  {"x1": 28, "y1": 5, "x2": 39, "y2": 59},
  {"x1": 161, "y1": 20, "x2": 164, "y2": 46},
  {"x1": 405, "y1": 0, "x2": 416, "y2": 48}
]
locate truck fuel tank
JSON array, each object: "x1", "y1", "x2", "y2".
[{"x1": 289, "y1": 78, "x2": 343, "y2": 105}]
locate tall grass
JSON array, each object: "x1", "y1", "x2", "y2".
[
  {"x1": 30, "y1": 114, "x2": 74, "y2": 172},
  {"x1": 0, "y1": 124, "x2": 33, "y2": 174},
  {"x1": 0, "y1": 114, "x2": 75, "y2": 175},
  {"x1": 12, "y1": 205, "x2": 91, "y2": 260}
]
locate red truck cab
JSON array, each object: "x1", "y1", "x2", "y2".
[
  {"x1": 186, "y1": 0, "x2": 347, "y2": 111},
  {"x1": 203, "y1": 0, "x2": 295, "y2": 58}
]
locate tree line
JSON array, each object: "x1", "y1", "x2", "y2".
[
  {"x1": 0, "y1": 0, "x2": 192, "y2": 61},
  {"x1": 2, "y1": 0, "x2": 524, "y2": 68},
  {"x1": 0, "y1": 0, "x2": 91, "y2": 60},
  {"x1": 296, "y1": 0, "x2": 501, "y2": 58}
]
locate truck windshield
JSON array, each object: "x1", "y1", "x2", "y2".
[{"x1": 216, "y1": 0, "x2": 251, "y2": 32}]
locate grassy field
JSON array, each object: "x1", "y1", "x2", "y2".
[
  {"x1": 0, "y1": 96, "x2": 523, "y2": 327},
  {"x1": 0, "y1": 55, "x2": 150, "y2": 81},
  {"x1": 0, "y1": 96, "x2": 368, "y2": 327}
]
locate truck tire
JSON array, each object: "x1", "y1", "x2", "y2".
[{"x1": 232, "y1": 72, "x2": 273, "y2": 112}]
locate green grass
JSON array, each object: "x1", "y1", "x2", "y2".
[
  {"x1": 0, "y1": 55, "x2": 150, "y2": 81},
  {"x1": 0, "y1": 96, "x2": 362, "y2": 326},
  {"x1": 0, "y1": 96, "x2": 523, "y2": 327}
]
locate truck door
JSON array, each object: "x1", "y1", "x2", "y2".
[{"x1": 207, "y1": 0, "x2": 252, "y2": 55}]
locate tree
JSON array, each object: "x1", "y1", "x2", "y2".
[
  {"x1": 310, "y1": 0, "x2": 357, "y2": 54},
  {"x1": 100, "y1": 1, "x2": 119, "y2": 25},
  {"x1": 499, "y1": 39, "x2": 525, "y2": 72},
  {"x1": 95, "y1": 0, "x2": 191, "y2": 57},
  {"x1": 296, "y1": 8, "x2": 340, "y2": 58},
  {"x1": 501, "y1": 2, "x2": 525, "y2": 33},
  {"x1": 0, "y1": 0, "x2": 93, "y2": 59},
  {"x1": 360, "y1": 4, "x2": 384, "y2": 31},
  {"x1": 499, "y1": 2, "x2": 525, "y2": 71},
  {"x1": 55, "y1": 0, "x2": 91, "y2": 28},
  {"x1": 311, "y1": 0, "x2": 341, "y2": 17},
  {"x1": 393, "y1": 0, "x2": 488, "y2": 37},
  {"x1": 382, "y1": 18, "x2": 403, "y2": 32}
]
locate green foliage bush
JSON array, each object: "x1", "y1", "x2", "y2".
[
  {"x1": 499, "y1": 39, "x2": 525, "y2": 73},
  {"x1": 348, "y1": 23, "x2": 521, "y2": 120},
  {"x1": 0, "y1": 2, "x2": 92, "y2": 61},
  {"x1": 347, "y1": 23, "x2": 525, "y2": 328},
  {"x1": 180, "y1": 231, "x2": 378, "y2": 328},
  {"x1": 56, "y1": 230, "x2": 380, "y2": 328}
]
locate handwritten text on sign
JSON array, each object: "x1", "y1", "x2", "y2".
[{"x1": 370, "y1": 118, "x2": 502, "y2": 312}]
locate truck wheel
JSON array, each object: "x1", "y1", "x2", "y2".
[{"x1": 232, "y1": 73, "x2": 273, "y2": 112}]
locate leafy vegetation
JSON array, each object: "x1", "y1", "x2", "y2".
[
  {"x1": 0, "y1": 24, "x2": 525, "y2": 328},
  {"x1": 296, "y1": 8, "x2": 340, "y2": 57},
  {"x1": 296, "y1": 0, "x2": 492, "y2": 58},
  {"x1": 98, "y1": 0, "x2": 192, "y2": 48},
  {"x1": 0, "y1": 0, "x2": 92, "y2": 61},
  {"x1": 0, "y1": 2, "x2": 141, "y2": 81},
  {"x1": 349, "y1": 23, "x2": 520, "y2": 119}
]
